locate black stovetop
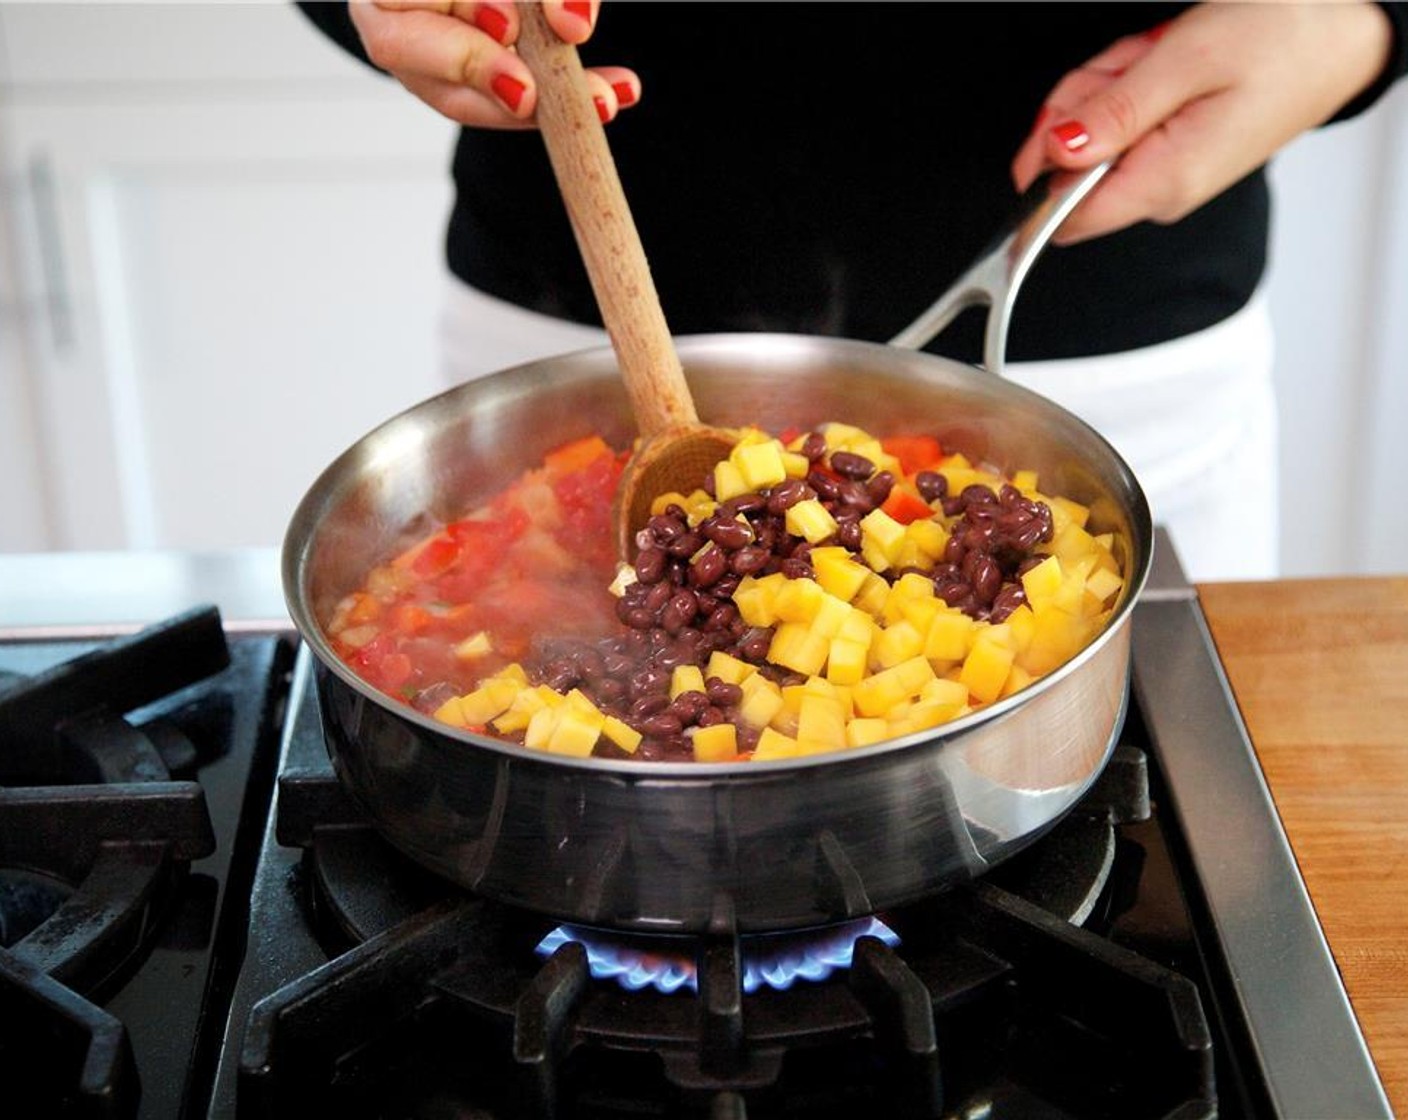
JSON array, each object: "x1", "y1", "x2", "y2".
[{"x1": 0, "y1": 600, "x2": 1386, "y2": 1119}]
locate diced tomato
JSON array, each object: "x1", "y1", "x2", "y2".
[
  {"x1": 409, "y1": 534, "x2": 462, "y2": 579},
  {"x1": 389, "y1": 603, "x2": 433, "y2": 635},
  {"x1": 881, "y1": 435, "x2": 943, "y2": 477},
  {"x1": 379, "y1": 652, "x2": 414, "y2": 691},
  {"x1": 776, "y1": 425, "x2": 804, "y2": 446},
  {"x1": 881, "y1": 484, "x2": 934, "y2": 525},
  {"x1": 544, "y1": 434, "x2": 614, "y2": 476}
]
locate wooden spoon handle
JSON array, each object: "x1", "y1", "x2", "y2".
[{"x1": 515, "y1": 5, "x2": 697, "y2": 435}]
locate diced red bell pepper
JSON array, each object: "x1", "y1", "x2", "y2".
[
  {"x1": 881, "y1": 435, "x2": 943, "y2": 477},
  {"x1": 881, "y1": 483, "x2": 934, "y2": 525}
]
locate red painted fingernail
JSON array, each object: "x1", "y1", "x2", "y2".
[
  {"x1": 474, "y1": 5, "x2": 510, "y2": 44},
  {"x1": 1145, "y1": 20, "x2": 1171, "y2": 42},
  {"x1": 612, "y1": 80, "x2": 637, "y2": 108},
  {"x1": 1033, "y1": 103, "x2": 1051, "y2": 129},
  {"x1": 593, "y1": 95, "x2": 609, "y2": 123},
  {"x1": 563, "y1": 1, "x2": 592, "y2": 25},
  {"x1": 1051, "y1": 120, "x2": 1091, "y2": 152},
  {"x1": 491, "y1": 73, "x2": 526, "y2": 112}
]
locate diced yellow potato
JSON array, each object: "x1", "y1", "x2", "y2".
[
  {"x1": 713, "y1": 459, "x2": 750, "y2": 502},
  {"x1": 752, "y1": 726, "x2": 803, "y2": 761},
  {"x1": 924, "y1": 608, "x2": 975, "y2": 663},
  {"x1": 846, "y1": 717, "x2": 890, "y2": 749},
  {"x1": 851, "y1": 656, "x2": 936, "y2": 718},
  {"x1": 960, "y1": 634, "x2": 1016, "y2": 705},
  {"x1": 838, "y1": 607, "x2": 877, "y2": 645},
  {"x1": 433, "y1": 695, "x2": 468, "y2": 728},
  {"x1": 768, "y1": 621, "x2": 829, "y2": 676},
  {"x1": 882, "y1": 571, "x2": 936, "y2": 624},
  {"x1": 822, "y1": 422, "x2": 867, "y2": 450},
  {"x1": 670, "y1": 664, "x2": 707, "y2": 699},
  {"x1": 523, "y1": 705, "x2": 560, "y2": 750},
  {"x1": 1050, "y1": 522, "x2": 1099, "y2": 570},
  {"x1": 547, "y1": 706, "x2": 605, "y2": 757},
  {"x1": 706, "y1": 651, "x2": 756, "y2": 686},
  {"x1": 737, "y1": 674, "x2": 785, "y2": 728},
  {"x1": 999, "y1": 664, "x2": 1035, "y2": 700},
  {"x1": 859, "y1": 509, "x2": 906, "y2": 565},
  {"x1": 905, "y1": 518, "x2": 947, "y2": 560},
  {"x1": 810, "y1": 591, "x2": 853, "y2": 640},
  {"x1": 1085, "y1": 566, "x2": 1123, "y2": 605},
  {"x1": 872, "y1": 619, "x2": 925, "y2": 669},
  {"x1": 891, "y1": 697, "x2": 965, "y2": 736},
  {"x1": 860, "y1": 536, "x2": 892, "y2": 574},
  {"x1": 780, "y1": 450, "x2": 811, "y2": 479},
  {"x1": 734, "y1": 440, "x2": 788, "y2": 490},
  {"x1": 1048, "y1": 495, "x2": 1091, "y2": 533},
  {"x1": 452, "y1": 631, "x2": 493, "y2": 660},
  {"x1": 1005, "y1": 604, "x2": 1037, "y2": 651},
  {"x1": 827, "y1": 636, "x2": 869, "y2": 685},
  {"x1": 812, "y1": 547, "x2": 871, "y2": 602},
  {"x1": 734, "y1": 572, "x2": 787, "y2": 626},
  {"x1": 920, "y1": 677, "x2": 970, "y2": 707},
  {"x1": 785, "y1": 498, "x2": 839, "y2": 544},
  {"x1": 853, "y1": 573, "x2": 891, "y2": 617},
  {"x1": 773, "y1": 577, "x2": 825, "y2": 623},
  {"x1": 691, "y1": 723, "x2": 738, "y2": 762},
  {"x1": 602, "y1": 715, "x2": 642, "y2": 754},
  {"x1": 1021, "y1": 555, "x2": 1063, "y2": 605},
  {"x1": 899, "y1": 595, "x2": 942, "y2": 634},
  {"x1": 797, "y1": 694, "x2": 847, "y2": 748},
  {"x1": 1011, "y1": 468, "x2": 1039, "y2": 493}
]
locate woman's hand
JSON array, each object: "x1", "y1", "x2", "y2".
[
  {"x1": 349, "y1": 0, "x2": 640, "y2": 128},
  {"x1": 1011, "y1": 2, "x2": 1394, "y2": 244}
]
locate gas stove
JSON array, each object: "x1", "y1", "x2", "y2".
[{"x1": 0, "y1": 536, "x2": 1390, "y2": 1118}]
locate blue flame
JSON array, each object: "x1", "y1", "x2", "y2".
[{"x1": 535, "y1": 917, "x2": 899, "y2": 995}]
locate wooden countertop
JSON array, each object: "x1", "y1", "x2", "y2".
[{"x1": 1197, "y1": 577, "x2": 1408, "y2": 1117}]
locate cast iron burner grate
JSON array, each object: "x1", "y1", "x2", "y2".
[
  {"x1": 239, "y1": 735, "x2": 1211, "y2": 1119},
  {"x1": 0, "y1": 609, "x2": 248, "y2": 1118}
]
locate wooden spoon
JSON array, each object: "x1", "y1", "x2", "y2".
[{"x1": 515, "y1": 6, "x2": 735, "y2": 559}]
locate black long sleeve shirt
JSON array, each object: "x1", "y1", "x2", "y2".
[{"x1": 299, "y1": 2, "x2": 1408, "y2": 363}]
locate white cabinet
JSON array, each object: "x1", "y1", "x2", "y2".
[{"x1": 1, "y1": 2, "x2": 455, "y2": 551}]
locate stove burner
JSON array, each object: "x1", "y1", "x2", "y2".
[
  {"x1": 536, "y1": 916, "x2": 901, "y2": 995},
  {"x1": 0, "y1": 608, "x2": 244, "y2": 1117}
]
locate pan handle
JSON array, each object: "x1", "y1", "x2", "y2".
[{"x1": 887, "y1": 161, "x2": 1113, "y2": 375}]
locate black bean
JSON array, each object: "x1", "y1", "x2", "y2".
[
  {"x1": 690, "y1": 546, "x2": 728, "y2": 588},
  {"x1": 915, "y1": 470, "x2": 948, "y2": 502},
  {"x1": 646, "y1": 511, "x2": 687, "y2": 542},
  {"x1": 766, "y1": 478, "x2": 815, "y2": 514},
  {"x1": 829, "y1": 450, "x2": 875, "y2": 480},
  {"x1": 738, "y1": 628, "x2": 773, "y2": 662},
  {"x1": 667, "y1": 530, "x2": 705, "y2": 558},
  {"x1": 633, "y1": 546, "x2": 667, "y2": 584},
  {"x1": 968, "y1": 554, "x2": 1002, "y2": 604},
  {"x1": 719, "y1": 493, "x2": 767, "y2": 518},
  {"x1": 807, "y1": 470, "x2": 843, "y2": 501},
  {"x1": 990, "y1": 584, "x2": 1027, "y2": 624},
  {"x1": 835, "y1": 479, "x2": 873, "y2": 512},
  {"x1": 669, "y1": 690, "x2": 709, "y2": 724},
  {"x1": 705, "y1": 678, "x2": 744, "y2": 707},
  {"x1": 631, "y1": 693, "x2": 670, "y2": 719},
  {"x1": 800, "y1": 432, "x2": 828, "y2": 461},
  {"x1": 624, "y1": 607, "x2": 657, "y2": 630},
  {"x1": 703, "y1": 604, "x2": 738, "y2": 632},
  {"x1": 644, "y1": 581, "x2": 673, "y2": 612},
  {"x1": 780, "y1": 557, "x2": 815, "y2": 580},
  {"x1": 638, "y1": 712, "x2": 684, "y2": 739},
  {"x1": 729, "y1": 545, "x2": 771, "y2": 576},
  {"x1": 836, "y1": 519, "x2": 863, "y2": 551},
  {"x1": 867, "y1": 470, "x2": 895, "y2": 507}
]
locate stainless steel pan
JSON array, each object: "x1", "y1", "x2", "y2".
[{"x1": 283, "y1": 165, "x2": 1152, "y2": 934}]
